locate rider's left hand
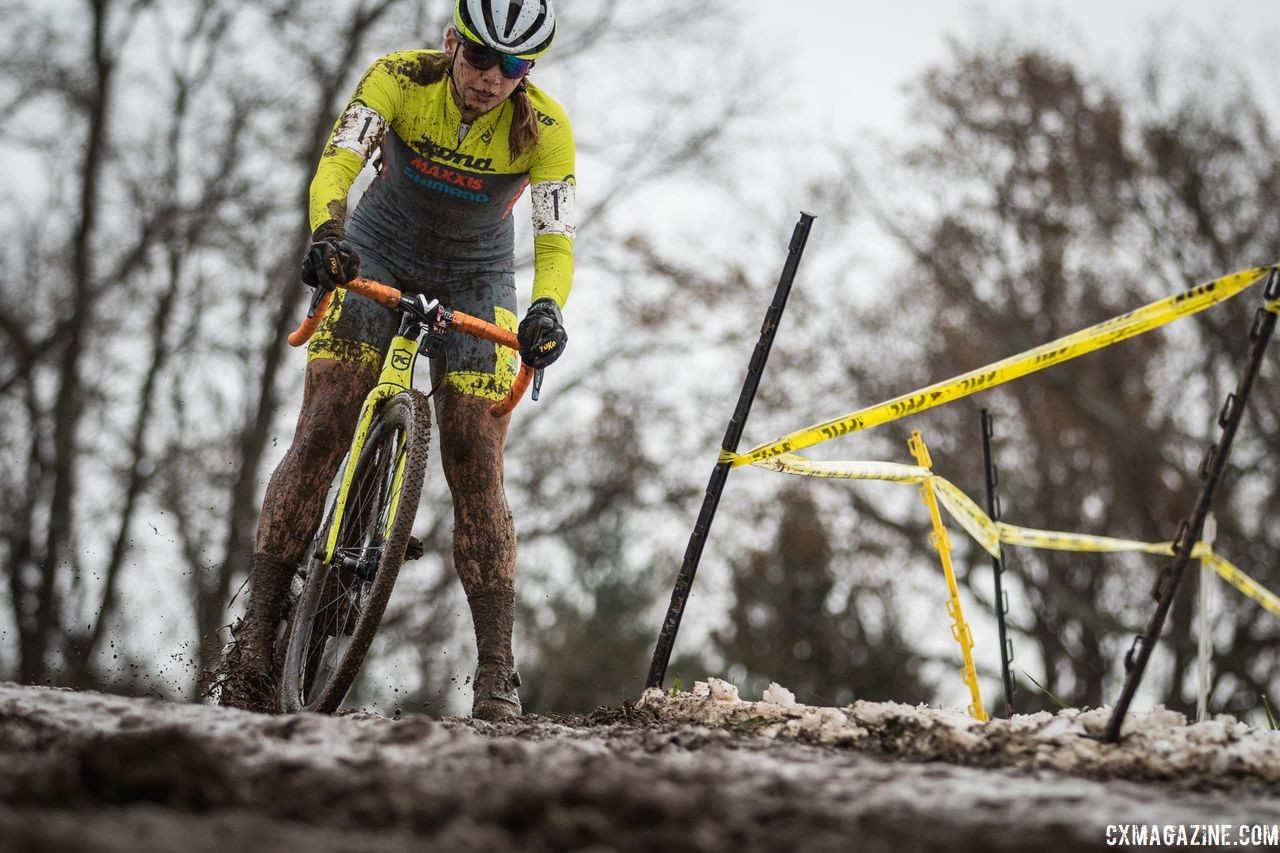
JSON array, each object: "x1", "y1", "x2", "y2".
[{"x1": 518, "y1": 298, "x2": 567, "y2": 369}]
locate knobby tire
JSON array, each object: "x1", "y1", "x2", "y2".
[{"x1": 279, "y1": 390, "x2": 431, "y2": 713}]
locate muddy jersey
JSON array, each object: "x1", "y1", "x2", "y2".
[{"x1": 310, "y1": 50, "x2": 576, "y2": 307}]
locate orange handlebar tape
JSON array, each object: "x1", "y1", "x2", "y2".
[
  {"x1": 289, "y1": 282, "x2": 530, "y2": 416},
  {"x1": 451, "y1": 309, "x2": 520, "y2": 350},
  {"x1": 491, "y1": 364, "x2": 535, "y2": 418},
  {"x1": 344, "y1": 277, "x2": 404, "y2": 310},
  {"x1": 288, "y1": 278, "x2": 404, "y2": 348},
  {"x1": 288, "y1": 291, "x2": 333, "y2": 347}
]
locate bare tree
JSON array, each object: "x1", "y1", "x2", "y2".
[
  {"x1": 0, "y1": 0, "x2": 770, "y2": 713},
  {"x1": 0, "y1": 0, "x2": 240, "y2": 686}
]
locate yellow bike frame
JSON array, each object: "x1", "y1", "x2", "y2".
[{"x1": 319, "y1": 333, "x2": 421, "y2": 563}]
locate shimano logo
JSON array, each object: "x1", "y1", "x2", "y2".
[{"x1": 403, "y1": 166, "x2": 491, "y2": 203}]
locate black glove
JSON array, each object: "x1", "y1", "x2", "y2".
[
  {"x1": 300, "y1": 220, "x2": 360, "y2": 290},
  {"x1": 517, "y1": 298, "x2": 567, "y2": 369}
]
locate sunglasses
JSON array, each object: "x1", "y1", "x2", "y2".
[{"x1": 459, "y1": 39, "x2": 534, "y2": 79}]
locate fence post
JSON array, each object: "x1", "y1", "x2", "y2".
[
  {"x1": 1106, "y1": 274, "x2": 1277, "y2": 741},
  {"x1": 910, "y1": 430, "x2": 988, "y2": 721},
  {"x1": 980, "y1": 409, "x2": 1017, "y2": 715},
  {"x1": 645, "y1": 212, "x2": 816, "y2": 690}
]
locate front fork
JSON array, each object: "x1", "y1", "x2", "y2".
[{"x1": 317, "y1": 305, "x2": 433, "y2": 565}]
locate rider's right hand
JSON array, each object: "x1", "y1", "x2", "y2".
[{"x1": 301, "y1": 220, "x2": 361, "y2": 290}]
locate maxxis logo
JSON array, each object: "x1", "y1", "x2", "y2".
[{"x1": 408, "y1": 156, "x2": 486, "y2": 191}]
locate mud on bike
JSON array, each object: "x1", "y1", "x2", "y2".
[{"x1": 277, "y1": 277, "x2": 535, "y2": 713}]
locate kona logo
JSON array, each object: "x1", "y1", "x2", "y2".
[
  {"x1": 418, "y1": 139, "x2": 493, "y2": 171},
  {"x1": 391, "y1": 348, "x2": 412, "y2": 370}
]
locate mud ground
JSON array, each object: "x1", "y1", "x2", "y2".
[{"x1": 2, "y1": 680, "x2": 1279, "y2": 852}]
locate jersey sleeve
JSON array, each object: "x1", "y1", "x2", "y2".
[
  {"x1": 308, "y1": 54, "x2": 407, "y2": 231},
  {"x1": 527, "y1": 96, "x2": 576, "y2": 308}
]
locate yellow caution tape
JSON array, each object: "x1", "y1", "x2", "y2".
[
  {"x1": 758, "y1": 454, "x2": 1002, "y2": 553},
  {"x1": 754, "y1": 453, "x2": 933, "y2": 483},
  {"x1": 752, "y1": 451, "x2": 1280, "y2": 619},
  {"x1": 933, "y1": 477, "x2": 1002, "y2": 558},
  {"x1": 995, "y1": 524, "x2": 1172, "y2": 557},
  {"x1": 723, "y1": 265, "x2": 1275, "y2": 468},
  {"x1": 1204, "y1": 553, "x2": 1280, "y2": 620}
]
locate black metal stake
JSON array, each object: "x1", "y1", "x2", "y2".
[
  {"x1": 645, "y1": 212, "x2": 817, "y2": 690},
  {"x1": 1105, "y1": 274, "x2": 1277, "y2": 742},
  {"x1": 980, "y1": 409, "x2": 1017, "y2": 715}
]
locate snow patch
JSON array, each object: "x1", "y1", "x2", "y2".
[
  {"x1": 761, "y1": 682, "x2": 797, "y2": 708},
  {"x1": 638, "y1": 678, "x2": 1280, "y2": 786},
  {"x1": 707, "y1": 678, "x2": 740, "y2": 703}
]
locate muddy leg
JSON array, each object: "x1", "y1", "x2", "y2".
[
  {"x1": 258, "y1": 359, "x2": 377, "y2": 561},
  {"x1": 217, "y1": 359, "x2": 374, "y2": 712},
  {"x1": 436, "y1": 390, "x2": 521, "y2": 719}
]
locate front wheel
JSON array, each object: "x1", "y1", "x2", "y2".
[{"x1": 279, "y1": 390, "x2": 430, "y2": 713}]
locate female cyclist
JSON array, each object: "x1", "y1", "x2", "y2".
[{"x1": 216, "y1": 0, "x2": 574, "y2": 719}]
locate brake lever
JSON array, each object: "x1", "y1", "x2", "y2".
[
  {"x1": 305, "y1": 284, "x2": 328, "y2": 319},
  {"x1": 531, "y1": 368, "x2": 544, "y2": 402}
]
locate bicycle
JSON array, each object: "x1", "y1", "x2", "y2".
[{"x1": 277, "y1": 277, "x2": 535, "y2": 713}]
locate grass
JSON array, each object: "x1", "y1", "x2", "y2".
[
  {"x1": 1262, "y1": 694, "x2": 1278, "y2": 731},
  {"x1": 1021, "y1": 669, "x2": 1072, "y2": 711}
]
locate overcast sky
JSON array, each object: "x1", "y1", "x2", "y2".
[
  {"x1": 604, "y1": 0, "x2": 1280, "y2": 284},
  {"x1": 741, "y1": 0, "x2": 1280, "y2": 131}
]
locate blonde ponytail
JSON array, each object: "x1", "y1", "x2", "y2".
[{"x1": 509, "y1": 81, "x2": 541, "y2": 161}]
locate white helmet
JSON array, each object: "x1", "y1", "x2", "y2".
[{"x1": 454, "y1": 0, "x2": 556, "y2": 60}]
